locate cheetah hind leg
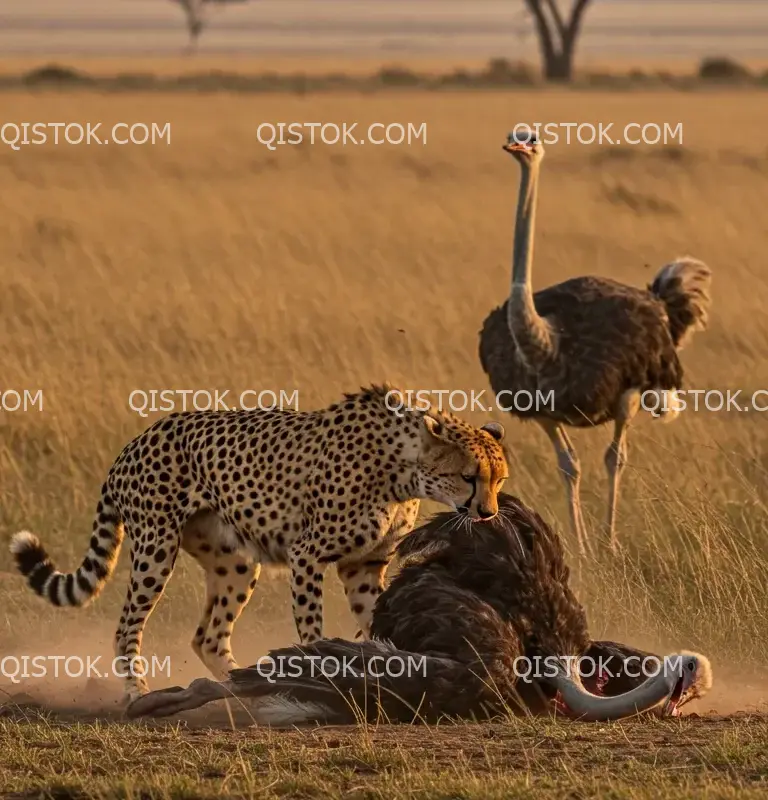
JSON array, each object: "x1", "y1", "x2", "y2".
[
  {"x1": 181, "y1": 512, "x2": 260, "y2": 680},
  {"x1": 115, "y1": 529, "x2": 181, "y2": 703}
]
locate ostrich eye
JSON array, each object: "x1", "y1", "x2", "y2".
[{"x1": 687, "y1": 661, "x2": 696, "y2": 672}]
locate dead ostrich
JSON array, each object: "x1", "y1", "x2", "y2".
[
  {"x1": 479, "y1": 129, "x2": 712, "y2": 554},
  {"x1": 127, "y1": 493, "x2": 711, "y2": 723}
]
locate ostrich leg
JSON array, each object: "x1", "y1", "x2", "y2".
[
  {"x1": 539, "y1": 420, "x2": 588, "y2": 556},
  {"x1": 604, "y1": 391, "x2": 640, "y2": 551}
]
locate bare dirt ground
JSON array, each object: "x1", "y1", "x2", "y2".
[{"x1": 2, "y1": 701, "x2": 768, "y2": 798}]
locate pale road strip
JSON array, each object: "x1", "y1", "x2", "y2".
[{"x1": 0, "y1": 0, "x2": 766, "y2": 58}]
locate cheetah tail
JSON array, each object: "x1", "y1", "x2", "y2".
[{"x1": 9, "y1": 483, "x2": 124, "y2": 607}]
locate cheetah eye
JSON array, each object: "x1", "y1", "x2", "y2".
[{"x1": 462, "y1": 474, "x2": 476, "y2": 484}]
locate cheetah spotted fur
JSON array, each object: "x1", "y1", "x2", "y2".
[{"x1": 10, "y1": 385, "x2": 508, "y2": 702}]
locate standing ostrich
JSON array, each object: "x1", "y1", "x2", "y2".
[
  {"x1": 479, "y1": 129, "x2": 712, "y2": 553},
  {"x1": 126, "y1": 493, "x2": 711, "y2": 723}
]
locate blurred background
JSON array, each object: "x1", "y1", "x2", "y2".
[{"x1": 3, "y1": 0, "x2": 768, "y2": 64}]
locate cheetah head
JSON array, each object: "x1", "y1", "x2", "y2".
[{"x1": 418, "y1": 415, "x2": 508, "y2": 522}]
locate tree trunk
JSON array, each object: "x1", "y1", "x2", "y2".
[
  {"x1": 179, "y1": 0, "x2": 205, "y2": 52},
  {"x1": 543, "y1": 28, "x2": 577, "y2": 81},
  {"x1": 523, "y1": 0, "x2": 592, "y2": 83},
  {"x1": 186, "y1": 22, "x2": 204, "y2": 53},
  {"x1": 543, "y1": 50, "x2": 572, "y2": 81}
]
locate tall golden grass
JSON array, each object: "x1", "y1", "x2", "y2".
[{"x1": 0, "y1": 89, "x2": 766, "y2": 706}]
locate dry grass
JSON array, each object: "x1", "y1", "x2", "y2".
[
  {"x1": 0, "y1": 86, "x2": 767, "y2": 796},
  {"x1": 2, "y1": 708, "x2": 768, "y2": 799}
]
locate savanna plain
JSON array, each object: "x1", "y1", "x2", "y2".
[{"x1": 0, "y1": 82, "x2": 767, "y2": 798}]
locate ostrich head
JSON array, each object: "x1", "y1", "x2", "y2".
[
  {"x1": 503, "y1": 127, "x2": 545, "y2": 164},
  {"x1": 658, "y1": 650, "x2": 713, "y2": 716},
  {"x1": 553, "y1": 650, "x2": 713, "y2": 721}
]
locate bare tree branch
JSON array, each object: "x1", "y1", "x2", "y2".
[
  {"x1": 171, "y1": 0, "x2": 250, "y2": 49},
  {"x1": 563, "y1": 0, "x2": 591, "y2": 46},
  {"x1": 520, "y1": 0, "x2": 595, "y2": 82},
  {"x1": 523, "y1": 0, "x2": 557, "y2": 65},
  {"x1": 542, "y1": 0, "x2": 566, "y2": 38}
]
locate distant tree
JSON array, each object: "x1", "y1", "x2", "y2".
[
  {"x1": 172, "y1": 0, "x2": 249, "y2": 51},
  {"x1": 521, "y1": 0, "x2": 594, "y2": 82}
]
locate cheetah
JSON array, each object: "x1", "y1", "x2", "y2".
[{"x1": 10, "y1": 385, "x2": 508, "y2": 702}]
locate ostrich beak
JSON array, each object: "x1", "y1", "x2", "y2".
[
  {"x1": 660, "y1": 674, "x2": 686, "y2": 716},
  {"x1": 503, "y1": 142, "x2": 531, "y2": 154}
]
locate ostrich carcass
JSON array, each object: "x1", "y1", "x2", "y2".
[{"x1": 127, "y1": 493, "x2": 712, "y2": 722}]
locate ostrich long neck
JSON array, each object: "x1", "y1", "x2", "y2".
[
  {"x1": 552, "y1": 667, "x2": 673, "y2": 722},
  {"x1": 507, "y1": 159, "x2": 555, "y2": 366}
]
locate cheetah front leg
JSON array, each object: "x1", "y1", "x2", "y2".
[
  {"x1": 288, "y1": 539, "x2": 328, "y2": 643},
  {"x1": 337, "y1": 557, "x2": 389, "y2": 640},
  {"x1": 339, "y1": 502, "x2": 419, "y2": 639}
]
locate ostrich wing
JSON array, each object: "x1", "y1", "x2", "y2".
[{"x1": 127, "y1": 638, "x2": 469, "y2": 722}]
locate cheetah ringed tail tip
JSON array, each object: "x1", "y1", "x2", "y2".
[
  {"x1": 9, "y1": 530, "x2": 41, "y2": 555},
  {"x1": 10, "y1": 488, "x2": 125, "y2": 608}
]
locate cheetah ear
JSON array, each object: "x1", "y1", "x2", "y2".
[
  {"x1": 422, "y1": 414, "x2": 446, "y2": 443},
  {"x1": 481, "y1": 422, "x2": 505, "y2": 442}
]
